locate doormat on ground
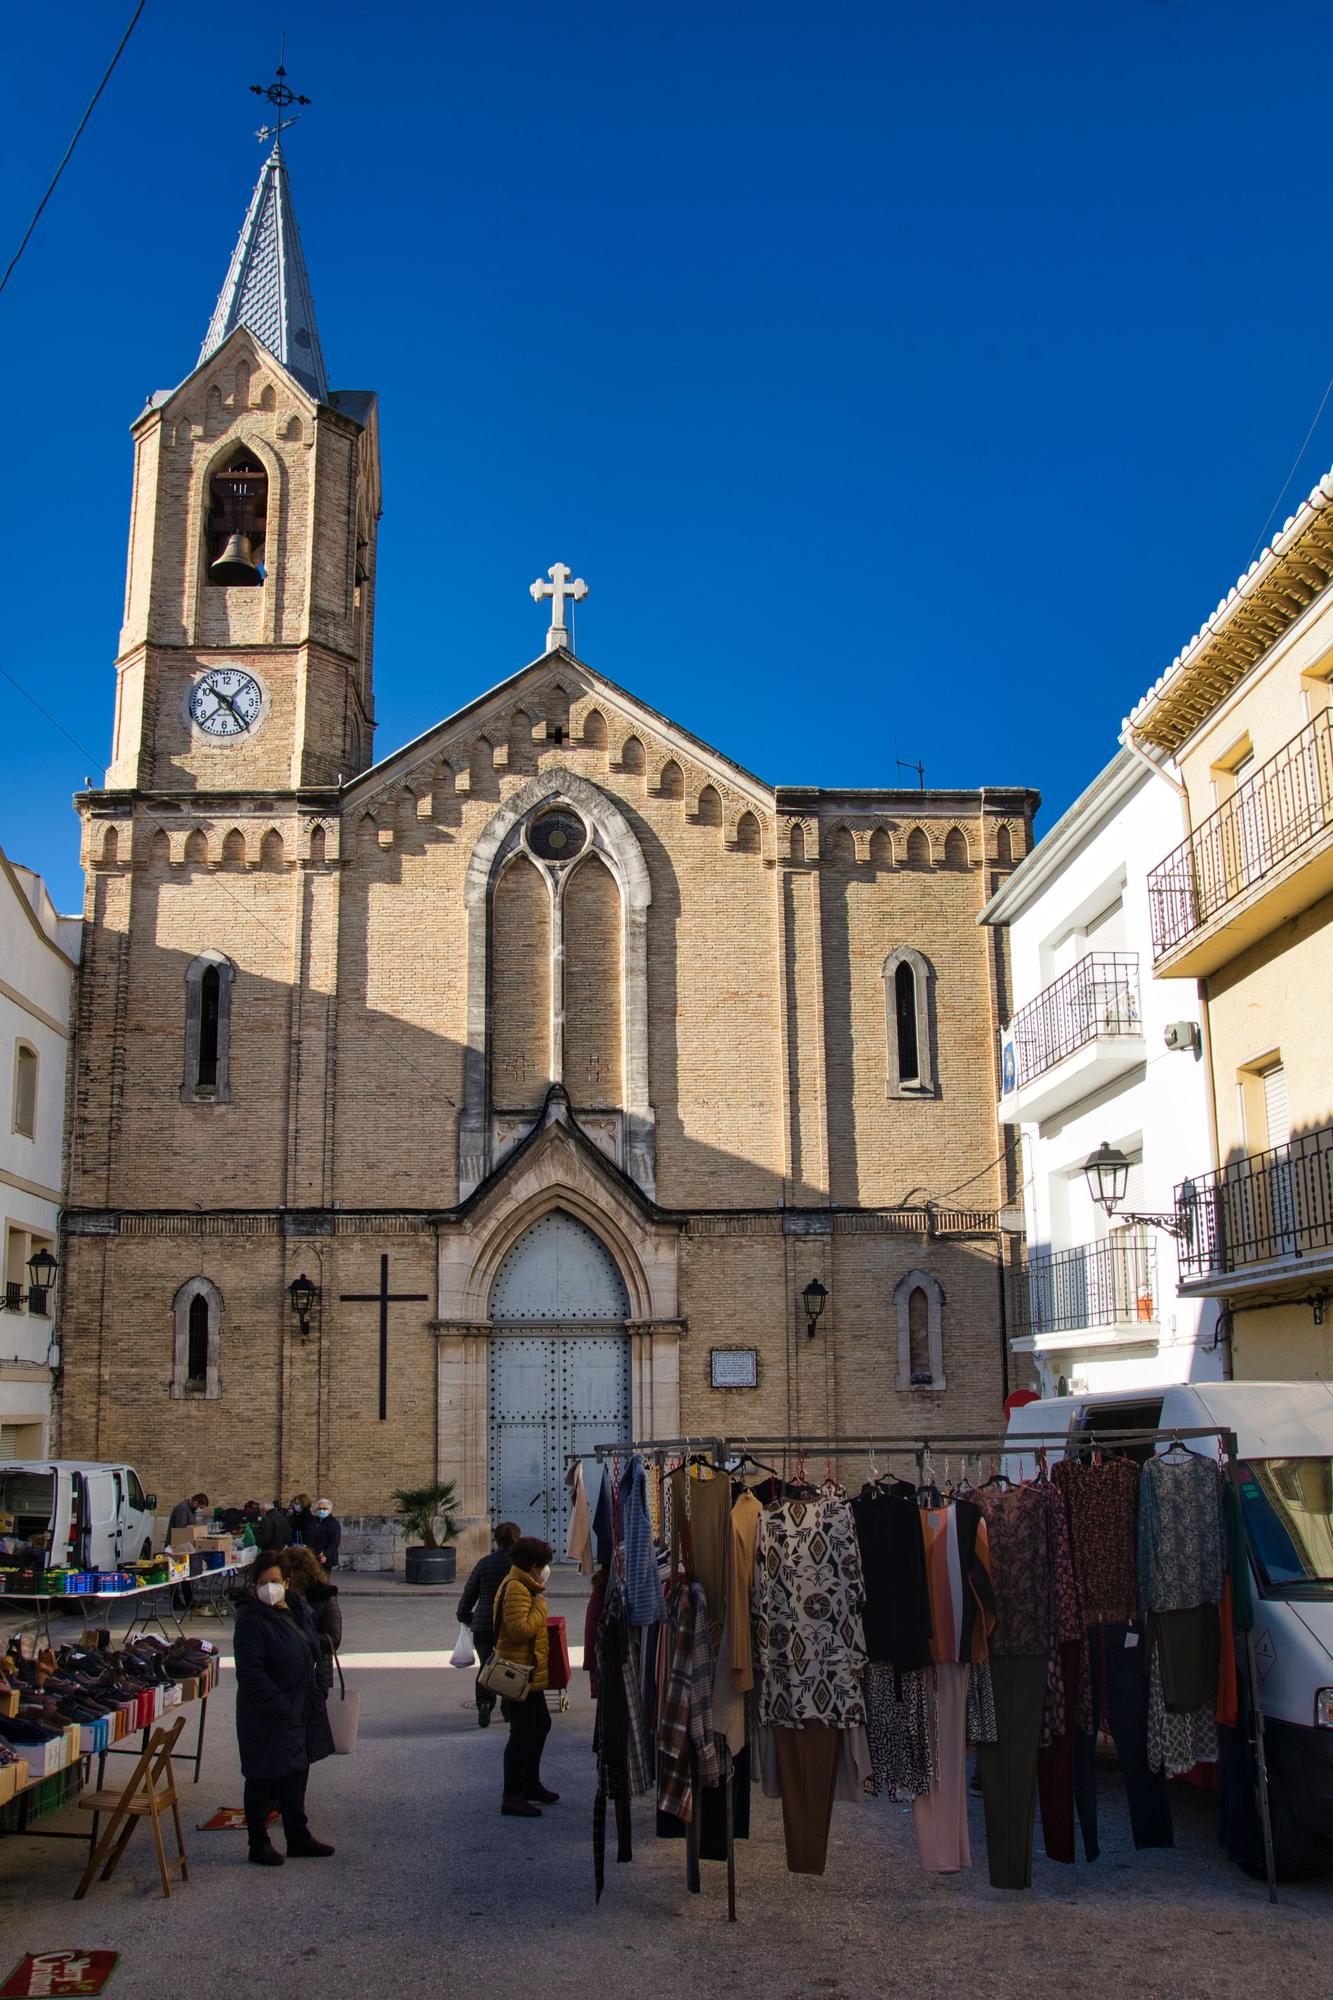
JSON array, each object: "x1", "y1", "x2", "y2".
[
  {"x1": 0, "y1": 1952, "x2": 120, "y2": 1997},
  {"x1": 197, "y1": 1807, "x2": 279, "y2": 1831}
]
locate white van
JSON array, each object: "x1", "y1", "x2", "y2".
[
  {"x1": 1005, "y1": 1380, "x2": 1333, "y2": 1876},
  {"x1": 0, "y1": 1461, "x2": 157, "y2": 1572}
]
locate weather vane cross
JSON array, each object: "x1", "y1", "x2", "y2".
[
  {"x1": 251, "y1": 42, "x2": 311, "y2": 146},
  {"x1": 530, "y1": 562, "x2": 588, "y2": 654}
]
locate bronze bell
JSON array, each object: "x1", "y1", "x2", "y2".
[{"x1": 210, "y1": 533, "x2": 263, "y2": 586}]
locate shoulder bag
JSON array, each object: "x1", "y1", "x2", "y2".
[
  {"x1": 328, "y1": 1654, "x2": 361, "y2": 1753},
  {"x1": 476, "y1": 1580, "x2": 533, "y2": 1701}
]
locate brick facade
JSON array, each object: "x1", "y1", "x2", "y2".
[{"x1": 59, "y1": 264, "x2": 1037, "y2": 1553}]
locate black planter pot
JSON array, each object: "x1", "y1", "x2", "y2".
[{"x1": 405, "y1": 1544, "x2": 456, "y2": 1585}]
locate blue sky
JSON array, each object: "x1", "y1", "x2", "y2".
[{"x1": 4, "y1": 0, "x2": 1333, "y2": 911}]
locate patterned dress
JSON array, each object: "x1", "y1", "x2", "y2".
[
  {"x1": 1053, "y1": 1456, "x2": 1141, "y2": 1624},
  {"x1": 754, "y1": 1496, "x2": 867, "y2": 1729}
]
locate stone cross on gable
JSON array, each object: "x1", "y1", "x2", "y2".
[{"x1": 530, "y1": 562, "x2": 588, "y2": 653}]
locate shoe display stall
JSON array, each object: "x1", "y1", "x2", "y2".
[{"x1": 0, "y1": 1630, "x2": 222, "y2": 1865}]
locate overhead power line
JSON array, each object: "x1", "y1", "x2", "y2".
[{"x1": 0, "y1": 0, "x2": 149, "y2": 300}]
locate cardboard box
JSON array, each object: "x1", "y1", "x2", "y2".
[
  {"x1": 0, "y1": 1688, "x2": 18, "y2": 1720},
  {"x1": 0, "y1": 1757, "x2": 18, "y2": 1807},
  {"x1": 12, "y1": 1732, "x2": 65, "y2": 1782},
  {"x1": 169, "y1": 1526, "x2": 208, "y2": 1551}
]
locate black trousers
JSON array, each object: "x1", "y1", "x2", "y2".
[
  {"x1": 244, "y1": 1767, "x2": 310, "y2": 1849},
  {"x1": 1074, "y1": 1622, "x2": 1174, "y2": 1852},
  {"x1": 474, "y1": 1632, "x2": 495, "y2": 1713},
  {"x1": 501, "y1": 1692, "x2": 551, "y2": 1796}
]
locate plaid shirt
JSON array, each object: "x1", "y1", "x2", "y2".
[
  {"x1": 657, "y1": 1579, "x2": 720, "y2": 1821},
  {"x1": 621, "y1": 1455, "x2": 666, "y2": 1626}
]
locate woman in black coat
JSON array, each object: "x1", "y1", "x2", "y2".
[
  {"x1": 232, "y1": 1553, "x2": 336, "y2": 1866},
  {"x1": 281, "y1": 1544, "x2": 343, "y2": 1764}
]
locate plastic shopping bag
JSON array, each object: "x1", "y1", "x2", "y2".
[{"x1": 450, "y1": 1624, "x2": 476, "y2": 1669}]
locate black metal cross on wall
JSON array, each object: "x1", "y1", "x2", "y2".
[{"x1": 339, "y1": 1254, "x2": 429, "y2": 1422}]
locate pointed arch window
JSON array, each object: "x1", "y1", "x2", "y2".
[
  {"x1": 172, "y1": 1277, "x2": 223, "y2": 1399},
  {"x1": 894, "y1": 1270, "x2": 945, "y2": 1391},
  {"x1": 883, "y1": 946, "x2": 936, "y2": 1098},
  {"x1": 183, "y1": 952, "x2": 235, "y2": 1102}
]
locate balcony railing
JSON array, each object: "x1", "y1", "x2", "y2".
[
  {"x1": 1149, "y1": 709, "x2": 1333, "y2": 960},
  {"x1": 1177, "y1": 1125, "x2": 1333, "y2": 1281},
  {"x1": 27, "y1": 1286, "x2": 50, "y2": 1317},
  {"x1": 1001, "y1": 953, "x2": 1140, "y2": 1094},
  {"x1": 2, "y1": 1282, "x2": 22, "y2": 1312},
  {"x1": 1009, "y1": 1236, "x2": 1158, "y2": 1340}
]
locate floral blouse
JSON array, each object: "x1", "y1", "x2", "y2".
[{"x1": 1053, "y1": 1455, "x2": 1141, "y2": 1625}]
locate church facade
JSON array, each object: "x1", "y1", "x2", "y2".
[{"x1": 59, "y1": 146, "x2": 1037, "y2": 1558}]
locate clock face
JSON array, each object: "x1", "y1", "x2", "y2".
[{"x1": 189, "y1": 668, "x2": 265, "y2": 739}]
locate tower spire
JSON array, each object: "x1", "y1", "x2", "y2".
[{"x1": 197, "y1": 87, "x2": 328, "y2": 402}]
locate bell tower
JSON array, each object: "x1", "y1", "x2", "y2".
[{"x1": 106, "y1": 139, "x2": 380, "y2": 793}]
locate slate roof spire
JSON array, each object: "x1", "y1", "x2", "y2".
[{"x1": 197, "y1": 143, "x2": 329, "y2": 403}]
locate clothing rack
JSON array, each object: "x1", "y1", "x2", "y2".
[{"x1": 585, "y1": 1425, "x2": 1279, "y2": 1904}]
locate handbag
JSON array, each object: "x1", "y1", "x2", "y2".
[
  {"x1": 450, "y1": 1624, "x2": 476, "y2": 1669},
  {"x1": 475, "y1": 1581, "x2": 534, "y2": 1701},
  {"x1": 328, "y1": 1655, "x2": 360, "y2": 1754}
]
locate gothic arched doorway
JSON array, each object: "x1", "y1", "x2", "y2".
[{"x1": 487, "y1": 1209, "x2": 630, "y2": 1547}]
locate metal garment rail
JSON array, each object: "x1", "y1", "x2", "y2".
[{"x1": 588, "y1": 1426, "x2": 1279, "y2": 1906}]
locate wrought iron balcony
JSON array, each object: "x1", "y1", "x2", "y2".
[
  {"x1": 2, "y1": 1283, "x2": 23, "y2": 1311},
  {"x1": 998, "y1": 953, "x2": 1142, "y2": 1124},
  {"x1": 1148, "y1": 709, "x2": 1333, "y2": 973},
  {"x1": 1009, "y1": 1237, "x2": 1159, "y2": 1343},
  {"x1": 1176, "y1": 1125, "x2": 1333, "y2": 1284},
  {"x1": 27, "y1": 1286, "x2": 50, "y2": 1317}
]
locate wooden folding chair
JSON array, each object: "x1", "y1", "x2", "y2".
[{"x1": 74, "y1": 1713, "x2": 190, "y2": 1900}]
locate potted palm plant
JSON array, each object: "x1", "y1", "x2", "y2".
[{"x1": 392, "y1": 1480, "x2": 462, "y2": 1585}]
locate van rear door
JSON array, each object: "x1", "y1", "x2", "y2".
[{"x1": 84, "y1": 1470, "x2": 119, "y2": 1570}]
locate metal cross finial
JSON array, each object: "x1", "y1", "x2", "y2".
[
  {"x1": 529, "y1": 562, "x2": 588, "y2": 654},
  {"x1": 251, "y1": 40, "x2": 312, "y2": 146}
]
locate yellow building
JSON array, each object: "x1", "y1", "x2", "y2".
[{"x1": 1128, "y1": 469, "x2": 1333, "y2": 1375}]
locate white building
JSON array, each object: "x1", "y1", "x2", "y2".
[
  {"x1": 0, "y1": 848, "x2": 79, "y2": 1456},
  {"x1": 980, "y1": 748, "x2": 1224, "y2": 1395}
]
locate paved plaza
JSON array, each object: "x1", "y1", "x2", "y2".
[{"x1": 2, "y1": 1584, "x2": 1332, "y2": 2000}]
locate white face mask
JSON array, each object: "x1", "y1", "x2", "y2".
[
  {"x1": 257, "y1": 1581, "x2": 285, "y2": 1606},
  {"x1": 536, "y1": 1564, "x2": 552, "y2": 1587}
]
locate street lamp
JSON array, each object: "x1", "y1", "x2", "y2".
[
  {"x1": 288, "y1": 1271, "x2": 319, "y2": 1337},
  {"x1": 801, "y1": 1277, "x2": 828, "y2": 1340},
  {"x1": 1081, "y1": 1140, "x2": 1193, "y2": 1242},
  {"x1": 26, "y1": 1246, "x2": 57, "y2": 1312}
]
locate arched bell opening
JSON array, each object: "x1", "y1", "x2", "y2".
[{"x1": 206, "y1": 448, "x2": 268, "y2": 587}]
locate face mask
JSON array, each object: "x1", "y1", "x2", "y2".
[
  {"x1": 257, "y1": 1582, "x2": 285, "y2": 1606},
  {"x1": 536, "y1": 1564, "x2": 552, "y2": 1587},
  {"x1": 315, "y1": 1509, "x2": 330, "y2": 1519}
]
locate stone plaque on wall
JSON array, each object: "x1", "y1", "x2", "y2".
[{"x1": 709, "y1": 1347, "x2": 759, "y2": 1390}]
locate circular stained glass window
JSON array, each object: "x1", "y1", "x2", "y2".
[{"x1": 527, "y1": 807, "x2": 586, "y2": 862}]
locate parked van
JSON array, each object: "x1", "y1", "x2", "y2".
[
  {"x1": 0, "y1": 1461, "x2": 157, "y2": 1572},
  {"x1": 1005, "y1": 1380, "x2": 1333, "y2": 1876}
]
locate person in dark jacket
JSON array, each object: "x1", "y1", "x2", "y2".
[
  {"x1": 252, "y1": 1501, "x2": 293, "y2": 1554},
  {"x1": 281, "y1": 1544, "x2": 342, "y2": 1770},
  {"x1": 457, "y1": 1521, "x2": 519, "y2": 1726},
  {"x1": 232, "y1": 1553, "x2": 335, "y2": 1866},
  {"x1": 304, "y1": 1498, "x2": 342, "y2": 1571},
  {"x1": 168, "y1": 1492, "x2": 209, "y2": 1532},
  {"x1": 288, "y1": 1494, "x2": 313, "y2": 1545}
]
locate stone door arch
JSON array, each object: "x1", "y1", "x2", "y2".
[{"x1": 486, "y1": 1210, "x2": 632, "y2": 1548}]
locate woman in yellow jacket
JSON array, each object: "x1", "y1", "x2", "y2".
[{"x1": 493, "y1": 1535, "x2": 556, "y2": 1817}]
